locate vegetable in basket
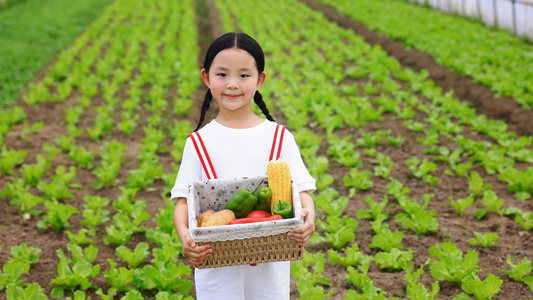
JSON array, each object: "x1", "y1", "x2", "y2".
[
  {"x1": 228, "y1": 214, "x2": 282, "y2": 225},
  {"x1": 247, "y1": 210, "x2": 272, "y2": 218},
  {"x1": 253, "y1": 186, "x2": 272, "y2": 212},
  {"x1": 267, "y1": 159, "x2": 293, "y2": 217},
  {"x1": 225, "y1": 183, "x2": 261, "y2": 218},
  {"x1": 200, "y1": 209, "x2": 235, "y2": 227},
  {"x1": 273, "y1": 200, "x2": 293, "y2": 219}
]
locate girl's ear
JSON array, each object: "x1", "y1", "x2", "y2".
[
  {"x1": 201, "y1": 68, "x2": 210, "y2": 87},
  {"x1": 256, "y1": 71, "x2": 266, "y2": 89}
]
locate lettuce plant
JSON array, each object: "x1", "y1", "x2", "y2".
[
  {"x1": 405, "y1": 157, "x2": 440, "y2": 186},
  {"x1": 116, "y1": 242, "x2": 150, "y2": 269},
  {"x1": 467, "y1": 171, "x2": 492, "y2": 197},
  {"x1": 468, "y1": 232, "x2": 499, "y2": 248},
  {"x1": 356, "y1": 196, "x2": 389, "y2": 221},
  {"x1": 474, "y1": 190, "x2": 516, "y2": 219},
  {"x1": 314, "y1": 188, "x2": 349, "y2": 217},
  {"x1": 428, "y1": 242, "x2": 480, "y2": 284},
  {"x1": 5, "y1": 283, "x2": 47, "y2": 300},
  {"x1": 291, "y1": 252, "x2": 331, "y2": 292},
  {"x1": 345, "y1": 265, "x2": 371, "y2": 291},
  {"x1": 317, "y1": 215, "x2": 358, "y2": 249},
  {"x1": 404, "y1": 268, "x2": 439, "y2": 300},
  {"x1": 327, "y1": 244, "x2": 372, "y2": 268},
  {"x1": 133, "y1": 260, "x2": 193, "y2": 294},
  {"x1": 515, "y1": 211, "x2": 533, "y2": 231},
  {"x1": 498, "y1": 166, "x2": 533, "y2": 200},
  {"x1": 49, "y1": 244, "x2": 101, "y2": 298},
  {"x1": 21, "y1": 154, "x2": 51, "y2": 186},
  {"x1": 374, "y1": 248, "x2": 414, "y2": 272},
  {"x1": 495, "y1": 255, "x2": 533, "y2": 296},
  {"x1": 395, "y1": 194, "x2": 439, "y2": 235},
  {"x1": 386, "y1": 179, "x2": 410, "y2": 199},
  {"x1": 37, "y1": 201, "x2": 79, "y2": 232},
  {"x1": 0, "y1": 146, "x2": 26, "y2": 175},
  {"x1": 448, "y1": 194, "x2": 474, "y2": 216},
  {"x1": 372, "y1": 153, "x2": 394, "y2": 180},
  {"x1": 68, "y1": 146, "x2": 95, "y2": 169},
  {"x1": 369, "y1": 228, "x2": 404, "y2": 252},
  {"x1": 81, "y1": 195, "x2": 110, "y2": 235},
  {"x1": 101, "y1": 259, "x2": 135, "y2": 294},
  {"x1": 461, "y1": 274, "x2": 503, "y2": 300},
  {"x1": 65, "y1": 229, "x2": 95, "y2": 246},
  {"x1": 343, "y1": 168, "x2": 373, "y2": 192}
]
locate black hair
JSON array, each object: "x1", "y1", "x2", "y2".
[{"x1": 194, "y1": 32, "x2": 275, "y2": 131}]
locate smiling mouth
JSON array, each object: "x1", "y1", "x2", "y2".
[{"x1": 224, "y1": 94, "x2": 241, "y2": 99}]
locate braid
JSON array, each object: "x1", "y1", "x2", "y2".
[
  {"x1": 253, "y1": 91, "x2": 275, "y2": 122},
  {"x1": 194, "y1": 90, "x2": 213, "y2": 131}
]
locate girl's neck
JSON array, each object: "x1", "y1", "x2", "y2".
[{"x1": 215, "y1": 110, "x2": 264, "y2": 129}]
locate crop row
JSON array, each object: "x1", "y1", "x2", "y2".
[
  {"x1": 1, "y1": 0, "x2": 199, "y2": 298},
  {"x1": 316, "y1": 0, "x2": 533, "y2": 109},
  {"x1": 216, "y1": 0, "x2": 533, "y2": 298}
]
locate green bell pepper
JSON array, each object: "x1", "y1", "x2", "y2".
[
  {"x1": 253, "y1": 187, "x2": 272, "y2": 212},
  {"x1": 273, "y1": 200, "x2": 293, "y2": 219},
  {"x1": 225, "y1": 183, "x2": 260, "y2": 218}
]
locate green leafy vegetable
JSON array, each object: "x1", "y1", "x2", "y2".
[
  {"x1": 116, "y1": 242, "x2": 150, "y2": 269},
  {"x1": 374, "y1": 248, "x2": 414, "y2": 272},
  {"x1": 36, "y1": 201, "x2": 79, "y2": 232},
  {"x1": 327, "y1": 244, "x2": 372, "y2": 268},
  {"x1": 449, "y1": 194, "x2": 474, "y2": 216},
  {"x1": 5, "y1": 283, "x2": 48, "y2": 300},
  {"x1": 468, "y1": 232, "x2": 498, "y2": 248},
  {"x1": 368, "y1": 228, "x2": 404, "y2": 252},
  {"x1": 428, "y1": 242, "x2": 479, "y2": 283},
  {"x1": 461, "y1": 274, "x2": 503, "y2": 300}
]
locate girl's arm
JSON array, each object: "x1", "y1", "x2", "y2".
[
  {"x1": 173, "y1": 197, "x2": 212, "y2": 265},
  {"x1": 288, "y1": 191, "x2": 316, "y2": 246}
]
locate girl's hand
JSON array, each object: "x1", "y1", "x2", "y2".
[
  {"x1": 288, "y1": 208, "x2": 315, "y2": 246},
  {"x1": 180, "y1": 232, "x2": 212, "y2": 266}
]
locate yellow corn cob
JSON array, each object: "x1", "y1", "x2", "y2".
[{"x1": 267, "y1": 159, "x2": 292, "y2": 213}]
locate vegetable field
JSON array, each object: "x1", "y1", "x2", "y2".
[{"x1": 1, "y1": 0, "x2": 533, "y2": 299}]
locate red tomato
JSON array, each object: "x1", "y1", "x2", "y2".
[{"x1": 246, "y1": 210, "x2": 271, "y2": 218}]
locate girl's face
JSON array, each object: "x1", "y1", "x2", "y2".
[{"x1": 201, "y1": 48, "x2": 266, "y2": 114}]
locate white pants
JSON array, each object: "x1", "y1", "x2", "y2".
[{"x1": 194, "y1": 261, "x2": 290, "y2": 300}]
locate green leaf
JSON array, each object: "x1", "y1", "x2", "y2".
[
  {"x1": 468, "y1": 231, "x2": 499, "y2": 248},
  {"x1": 346, "y1": 266, "x2": 371, "y2": 291},
  {"x1": 368, "y1": 228, "x2": 403, "y2": 252},
  {"x1": 515, "y1": 212, "x2": 533, "y2": 231},
  {"x1": 65, "y1": 229, "x2": 95, "y2": 246},
  {"x1": 116, "y1": 242, "x2": 150, "y2": 269},
  {"x1": 6, "y1": 283, "x2": 48, "y2": 300},
  {"x1": 498, "y1": 255, "x2": 533, "y2": 282},
  {"x1": 449, "y1": 194, "x2": 474, "y2": 216},
  {"x1": 461, "y1": 274, "x2": 503, "y2": 300}
]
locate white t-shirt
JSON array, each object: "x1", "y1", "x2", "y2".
[
  {"x1": 170, "y1": 119, "x2": 316, "y2": 300},
  {"x1": 171, "y1": 119, "x2": 316, "y2": 200}
]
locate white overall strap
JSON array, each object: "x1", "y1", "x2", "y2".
[
  {"x1": 269, "y1": 124, "x2": 287, "y2": 161},
  {"x1": 189, "y1": 131, "x2": 218, "y2": 180}
]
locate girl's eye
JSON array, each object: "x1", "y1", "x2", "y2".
[
  {"x1": 217, "y1": 73, "x2": 227, "y2": 77},
  {"x1": 240, "y1": 74, "x2": 249, "y2": 78}
]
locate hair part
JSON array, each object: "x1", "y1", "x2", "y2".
[{"x1": 194, "y1": 32, "x2": 274, "y2": 132}]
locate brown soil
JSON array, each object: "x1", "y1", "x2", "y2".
[{"x1": 1, "y1": 0, "x2": 533, "y2": 300}]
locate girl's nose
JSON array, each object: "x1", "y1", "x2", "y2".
[{"x1": 226, "y1": 77, "x2": 238, "y2": 89}]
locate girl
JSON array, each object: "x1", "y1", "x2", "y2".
[{"x1": 171, "y1": 32, "x2": 316, "y2": 300}]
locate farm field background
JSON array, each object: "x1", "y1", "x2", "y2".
[{"x1": 1, "y1": 0, "x2": 533, "y2": 299}]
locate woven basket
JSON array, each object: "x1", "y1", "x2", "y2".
[
  {"x1": 196, "y1": 233, "x2": 304, "y2": 269},
  {"x1": 187, "y1": 176, "x2": 305, "y2": 268}
]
